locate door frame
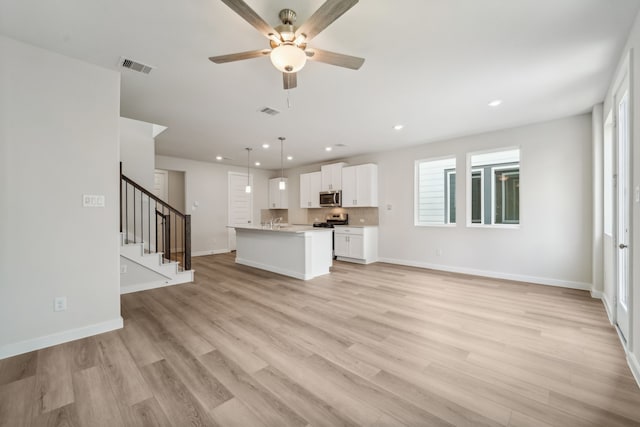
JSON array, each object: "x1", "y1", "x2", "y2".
[
  {"x1": 612, "y1": 50, "x2": 634, "y2": 345},
  {"x1": 227, "y1": 171, "x2": 253, "y2": 251}
]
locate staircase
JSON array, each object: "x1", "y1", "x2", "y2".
[{"x1": 120, "y1": 168, "x2": 194, "y2": 294}]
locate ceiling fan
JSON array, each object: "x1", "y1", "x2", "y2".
[{"x1": 209, "y1": 0, "x2": 365, "y2": 89}]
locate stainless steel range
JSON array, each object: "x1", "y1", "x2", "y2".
[
  {"x1": 313, "y1": 214, "x2": 348, "y2": 258},
  {"x1": 312, "y1": 213, "x2": 348, "y2": 228}
]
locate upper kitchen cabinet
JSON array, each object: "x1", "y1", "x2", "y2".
[
  {"x1": 321, "y1": 162, "x2": 346, "y2": 191},
  {"x1": 268, "y1": 177, "x2": 288, "y2": 209},
  {"x1": 342, "y1": 164, "x2": 378, "y2": 207},
  {"x1": 300, "y1": 172, "x2": 321, "y2": 208}
]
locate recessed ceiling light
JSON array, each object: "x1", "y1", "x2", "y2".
[
  {"x1": 287, "y1": 156, "x2": 293, "y2": 160},
  {"x1": 325, "y1": 147, "x2": 332, "y2": 152},
  {"x1": 254, "y1": 161, "x2": 261, "y2": 166},
  {"x1": 488, "y1": 99, "x2": 503, "y2": 107},
  {"x1": 215, "y1": 156, "x2": 222, "y2": 161},
  {"x1": 262, "y1": 143, "x2": 270, "y2": 149},
  {"x1": 393, "y1": 124, "x2": 404, "y2": 131}
]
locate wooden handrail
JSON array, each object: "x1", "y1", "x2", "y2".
[
  {"x1": 120, "y1": 172, "x2": 191, "y2": 271},
  {"x1": 121, "y1": 174, "x2": 186, "y2": 219}
]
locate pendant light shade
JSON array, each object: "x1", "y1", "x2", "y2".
[
  {"x1": 278, "y1": 137, "x2": 286, "y2": 190},
  {"x1": 245, "y1": 147, "x2": 252, "y2": 193},
  {"x1": 270, "y1": 44, "x2": 307, "y2": 73}
]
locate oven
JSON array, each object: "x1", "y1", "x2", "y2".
[{"x1": 313, "y1": 213, "x2": 348, "y2": 257}]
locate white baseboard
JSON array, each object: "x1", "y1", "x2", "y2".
[
  {"x1": 377, "y1": 257, "x2": 591, "y2": 290},
  {"x1": 0, "y1": 317, "x2": 123, "y2": 360},
  {"x1": 120, "y1": 273, "x2": 193, "y2": 294},
  {"x1": 590, "y1": 289, "x2": 603, "y2": 299},
  {"x1": 192, "y1": 249, "x2": 230, "y2": 257},
  {"x1": 601, "y1": 293, "x2": 615, "y2": 325},
  {"x1": 627, "y1": 352, "x2": 640, "y2": 389}
]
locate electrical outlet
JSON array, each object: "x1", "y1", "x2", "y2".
[
  {"x1": 54, "y1": 297, "x2": 67, "y2": 312},
  {"x1": 359, "y1": 218, "x2": 365, "y2": 223},
  {"x1": 436, "y1": 248, "x2": 443, "y2": 256},
  {"x1": 120, "y1": 264, "x2": 127, "y2": 274}
]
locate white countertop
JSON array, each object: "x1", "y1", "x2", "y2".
[
  {"x1": 229, "y1": 225, "x2": 333, "y2": 234},
  {"x1": 333, "y1": 225, "x2": 378, "y2": 228}
]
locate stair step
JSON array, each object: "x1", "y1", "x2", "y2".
[
  {"x1": 119, "y1": 234, "x2": 193, "y2": 291},
  {"x1": 120, "y1": 242, "x2": 145, "y2": 258}
]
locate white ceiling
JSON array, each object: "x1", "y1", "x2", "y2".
[{"x1": 1, "y1": 0, "x2": 639, "y2": 169}]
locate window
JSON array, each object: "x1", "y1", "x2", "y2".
[
  {"x1": 468, "y1": 148, "x2": 520, "y2": 226},
  {"x1": 415, "y1": 157, "x2": 456, "y2": 225},
  {"x1": 471, "y1": 170, "x2": 483, "y2": 223}
]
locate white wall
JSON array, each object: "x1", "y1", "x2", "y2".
[
  {"x1": 288, "y1": 114, "x2": 593, "y2": 288},
  {"x1": 120, "y1": 117, "x2": 156, "y2": 190},
  {"x1": 602, "y1": 10, "x2": 640, "y2": 381},
  {"x1": 155, "y1": 155, "x2": 271, "y2": 255},
  {"x1": 0, "y1": 36, "x2": 122, "y2": 358},
  {"x1": 592, "y1": 103, "x2": 604, "y2": 296}
]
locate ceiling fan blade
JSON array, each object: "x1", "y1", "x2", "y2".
[
  {"x1": 295, "y1": 0, "x2": 358, "y2": 41},
  {"x1": 306, "y1": 48, "x2": 364, "y2": 70},
  {"x1": 209, "y1": 49, "x2": 270, "y2": 63},
  {"x1": 283, "y1": 72, "x2": 297, "y2": 90},
  {"x1": 219, "y1": 0, "x2": 278, "y2": 39}
]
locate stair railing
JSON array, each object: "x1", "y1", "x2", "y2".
[{"x1": 120, "y1": 171, "x2": 191, "y2": 271}]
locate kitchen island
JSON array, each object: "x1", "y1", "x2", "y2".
[{"x1": 230, "y1": 225, "x2": 333, "y2": 280}]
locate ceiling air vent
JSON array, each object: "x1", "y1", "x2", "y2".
[
  {"x1": 259, "y1": 106, "x2": 280, "y2": 116},
  {"x1": 119, "y1": 57, "x2": 154, "y2": 74}
]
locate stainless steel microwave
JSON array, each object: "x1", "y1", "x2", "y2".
[{"x1": 319, "y1": 191, "x2": 341, "y2": 207}]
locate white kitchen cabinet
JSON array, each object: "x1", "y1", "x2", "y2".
[
  {"x1": 268, "y1": 178, "x2": 288, "y2": 209},
  {"x1": 341, "y1": 163, "x2": 378, "y2": 207},
  {"x1": 299, "y1": 171, "x2": 321, "y2": 208},
  {"x1": 321, "y1": 162, "x2": 346, "y2": 191},
  {"x1": 333, "y1": 226, "x2": 378, "y2": 264}
]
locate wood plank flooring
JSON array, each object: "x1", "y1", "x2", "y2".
[{"x1": 2, "y1": 253, "x2": 640, "y2": 426}]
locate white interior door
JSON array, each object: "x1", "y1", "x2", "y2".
[
  {"x1": 615, "y1": 70, "x2": 631, "y2": 341},
  {"x1": 153, "y1": 170, "x2": 169, "y2": 202},
  {"x1": 228, "y1": 172, "x2": 253, "y2": 251}
]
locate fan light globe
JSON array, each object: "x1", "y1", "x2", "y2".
[{"x1": 270, "y1": 44, "x2": 307, "y2": 73}]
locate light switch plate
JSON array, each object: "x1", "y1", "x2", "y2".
[{"x1": 83, "y1": 194, "x2": 105, "y2": 208}]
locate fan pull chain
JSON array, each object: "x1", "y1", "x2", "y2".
[{"x1": 287, "y1": 89, "x2": 292, "y2": 109}]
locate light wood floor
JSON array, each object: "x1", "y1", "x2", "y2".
[{"x1": 2, "y1": 254, "x2": 640, "y2": 426}]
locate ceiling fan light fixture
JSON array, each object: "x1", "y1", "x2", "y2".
[{"x1": 270, "y1": 44, "x2": 306, "y2": 73}]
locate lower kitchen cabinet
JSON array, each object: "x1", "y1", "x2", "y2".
[{"x1": 333, "y1": 225, "x2": 378, "y2": 264}]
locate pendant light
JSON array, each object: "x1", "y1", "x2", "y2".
[
  {"x1": 245, "y1": 147, "x2": 252, "y2": 193},
  {"x1": 278, "y1": 137, "x2": 286, "y2": 190}
]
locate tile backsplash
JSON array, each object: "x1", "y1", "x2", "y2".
[
  {"x1": 260, "y1": 209, "x2": 289, "y2": 224},
  {"x1": 307, "y1": 207, "x2": 379, "y2": 225},
  {"x1": 262, "y1": 207, "x2": 378, "y2": 226}
]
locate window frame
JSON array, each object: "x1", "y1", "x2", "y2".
[
  {"x1": 445, "y1": 169, "x2": 456, "y2": 224},
  {"x1": 414, "y1": 155, "x2": 457, "y2": 227},
  {"x1": 467, "y1": 147, "x2": 521, "y2": 229},
  {"x1": 491, "y1": 165, "x2": 520, "y2": 225}
]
